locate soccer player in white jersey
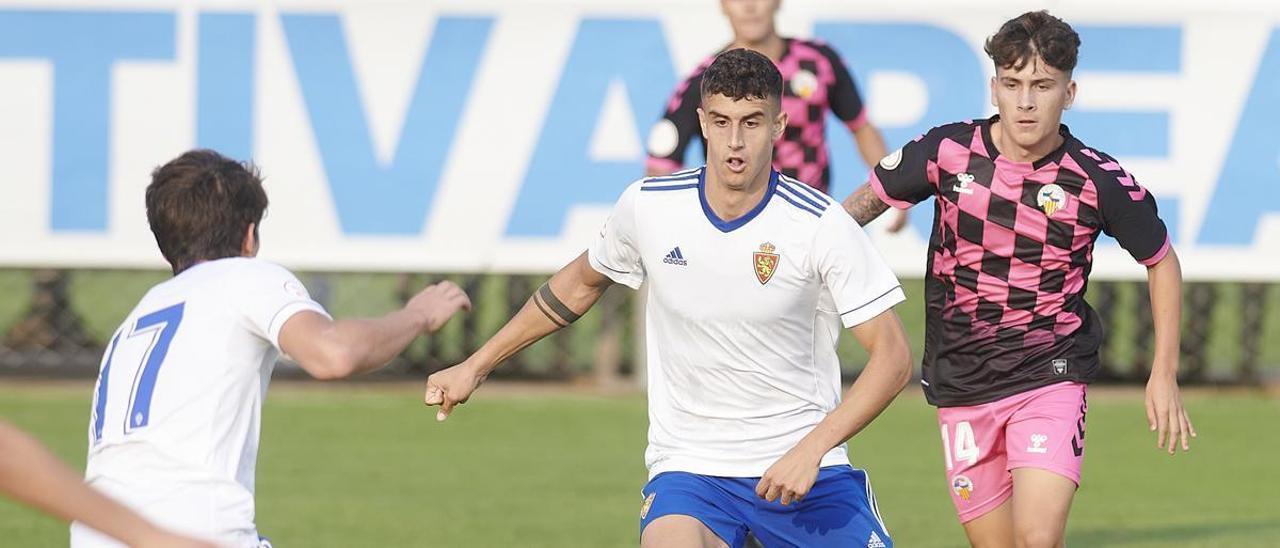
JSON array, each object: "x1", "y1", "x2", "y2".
[
  {"x1": 71, "y1": 150, "x2": 471, "y2": 548},
  {"x1": 425, "y1": 49, "x2": 912, "y2": 548}
]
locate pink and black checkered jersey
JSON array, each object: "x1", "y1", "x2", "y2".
[
  {"x1": 645, "y1": 38, "x2": 868, "y2": 193},
  {"x1": 871, "y1": 116, "x2": 1171, "y2": 407}
]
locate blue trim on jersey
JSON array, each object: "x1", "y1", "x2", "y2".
[
  {"x1": 780, "y1": 175, "x2": 834, "y2": 205},
  {"x1": 775, "y1": 190, "x2": 823, "y2": 218},
  {"x1": 698, "y1": 169, "x2": 778, "y2": 232},
  {"x1": 643, "y1": 176, "x2": 700, "y2": 186},
  {"x1": 776, "y1": 183, "x2": 828, "y2": 212},
  {"x1": 641, "y1": 183, "x2": 698, "y2": 192},
  {"x1": 644, "y1": 167, "x2": 704, "y2": 183},
  {"x1": 657, "y1": 166, "x2": 704, "y2": 178}
]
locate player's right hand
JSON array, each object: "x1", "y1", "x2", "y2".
[
  {"x1": 424, "y1": 361, "x2": 487, "y2": 422},
  {"x1": 407, "y1": 281, "x2": 472, "y2": 333}
]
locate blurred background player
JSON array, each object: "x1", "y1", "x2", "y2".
[
  {"x1": 841, "y1": 11, "x2": 1195, "y2": 547},
  {"x1": 426, "y1": 49, "x2": 912, "y2": 548},
  {"x1": 71, "y1": 150, "x2": 472, "y2": 547},
  {"x1": 0, "y1": 419, "x2": 214, "y2": 548},
  {"x1": 645, "y1": 0, "x2": 908, "y2": 232}
]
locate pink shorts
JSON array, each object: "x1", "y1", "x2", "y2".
[{"x1": 936, "y1": 381, "x2": 1088, "y2": 523}]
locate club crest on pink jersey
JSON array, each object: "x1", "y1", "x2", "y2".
[
  {"x1": 1037, "y1": 183, "x2": 1068, "y2": 216},
  {"x1": 790, "y1": 69, "x2": 819, "y2": 99}
]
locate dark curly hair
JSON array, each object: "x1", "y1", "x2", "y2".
[
  {"x1": 985, "y1": 11, "x2": 1081, "y2": 73},
  {"x1": 699, "y1": 48, "x2": 783, "y2": 107}
]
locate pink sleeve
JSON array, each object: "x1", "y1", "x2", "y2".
[
  {"x1": 1138, "y1": 235, "x2": 1172, "y2": 266},
  {"x1": 844, "y1": 110, "x2": 869, "y2": 133},
  {"x1": 645, "y1": 156, "x2": 682, "y2": 175}
]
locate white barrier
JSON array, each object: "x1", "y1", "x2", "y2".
[{"x1": 0, "y1": 1, "x2": 1277, "y2": 279}]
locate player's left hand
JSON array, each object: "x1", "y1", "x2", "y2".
[
  {"x1": 755, "y1": 447, "x2": 821, "y2": 506},
  {"x1": 1145, "y1": 369, "x2": 1196, "y2": 455}
]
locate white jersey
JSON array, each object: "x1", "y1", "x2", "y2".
[
  {"x1": 589, "y1": 167, "x2": 905, "y2": 478},
  {"x1": 71, "y1": 258, "x2": 327, "y2": 548}
]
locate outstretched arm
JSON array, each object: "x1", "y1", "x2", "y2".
[
  {"x1": 0, "y1": 420, "x2": 214, "y2": 548},
  {"x1": 424, "y1": 252, "x2": 615, "y2": 420},
  {"x1": 1144, "y1": 248, "x2": 1196, "y2": 454},
  {"x1": 842, "y1": 183, "x2": 894, "y2": 227},
  {"x1": 280, "y1": 281, "x2": 472, "y2": 380},
  {"x1": 755, "y1": 309, "x2": 913, "y2": 504}
]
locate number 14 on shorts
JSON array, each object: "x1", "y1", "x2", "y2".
[{"x1": 941, "y1": 421, "x2": 979, "y2": 470}]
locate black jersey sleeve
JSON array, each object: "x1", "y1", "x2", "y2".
[
  {"x1": 869, "y1": 122, "x2": 970, "y2": 208},
  {"x1": 813, "y1": 42, "x2": 866, "y2": 125},
  {"x1": 1081, "y1": 148, "x2": 1170, "y2": 265},
  {"x1": 645, "y1": 69, "x2": 705, "y2": 173}
]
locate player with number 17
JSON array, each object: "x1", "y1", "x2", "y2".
[{"x1": 74, "y1": 150, "x2": 472, "y2": 547}]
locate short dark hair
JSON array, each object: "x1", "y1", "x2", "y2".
[
  {"x1": 984, "y1": 11, "x2": 1081, "y2": 73},
  {"x1": 699, "y1": 48, "x2": 783, "y2": 107},
  {"x1": 145, "y1": 149, "x2": 268, "y2": 274}
]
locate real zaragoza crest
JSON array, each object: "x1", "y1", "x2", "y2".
[{"x1": 754, "y1": 242, "x2": 780, "y2": 285}]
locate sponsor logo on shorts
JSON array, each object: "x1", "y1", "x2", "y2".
[
  {"x1": 1028, "y1": 433, "x2": 1049, "y2": 454},
  {"x1": 867, "y1": 530, "x2": 887, "y2": 548},
  {"x1": 1052, "y1": 359, "x2": 1068, "y2": 375},
  {"x1": 639, "y1": 493, "x2": 655, "y2": 519},
  {"x1": 951, "y1": 475, "x2": 973, "y2": 501}
]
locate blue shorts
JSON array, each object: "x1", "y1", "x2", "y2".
[{"x1": 639, "y1": 465, "x2": 891, "y2": 548}]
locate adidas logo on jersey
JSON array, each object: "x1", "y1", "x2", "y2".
[
  {"x1": 867, "y1": 531, "x2": 887, "y2": 548},
  {"x1": 663, "y1": 247, "x2": 688, "y2": 266}
]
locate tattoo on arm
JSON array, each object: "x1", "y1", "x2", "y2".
[
  {"x1": 532, "y1": 282, "x2": 582, "y2": 327},
  {"x1": 843, "y1": 184, "x2": 892, "y2": 226}
]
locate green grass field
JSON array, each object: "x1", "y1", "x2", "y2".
[
  {"x1": 1, "y1": 383, "x2": 1277, "y2": 547},
  {"x1": 5, "y1": 270, "x2": 1280, "y2": 380}
]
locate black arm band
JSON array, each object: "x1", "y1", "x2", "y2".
[
  {"x1": 537, "y1": 282, "x2": 581, "y2": 324},
  {"x1": 531, "y1": 293, "x2": 568, "y2": 328}
]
